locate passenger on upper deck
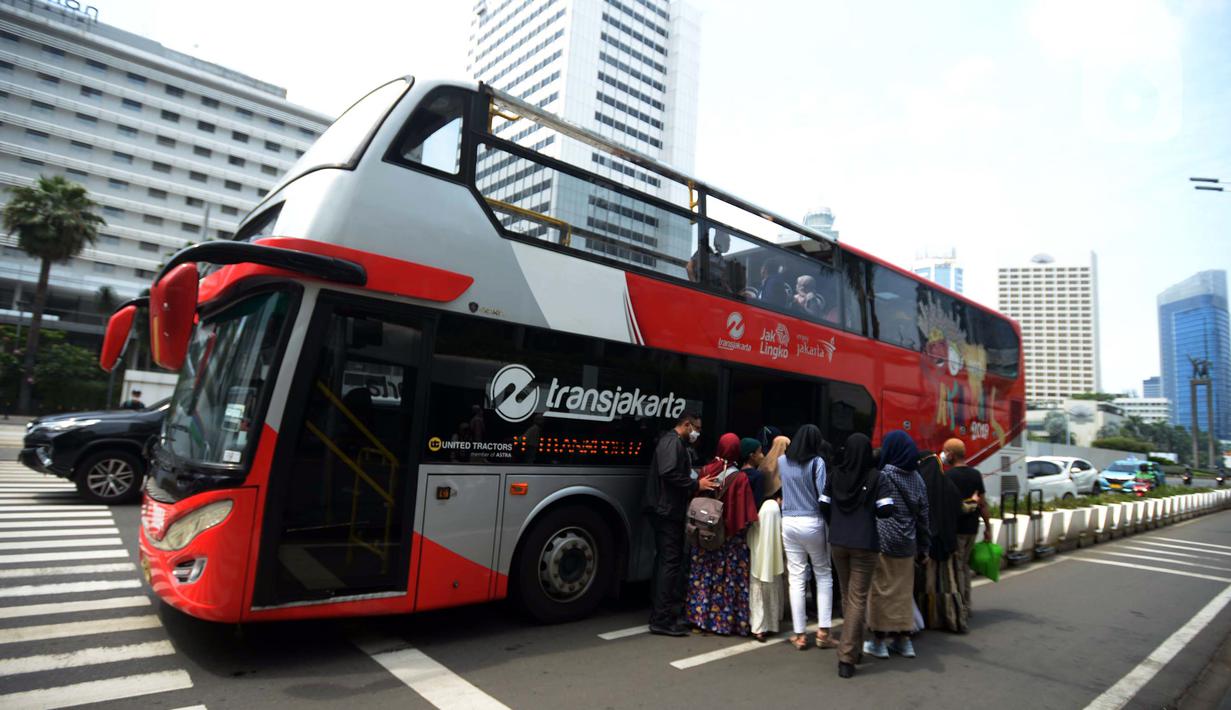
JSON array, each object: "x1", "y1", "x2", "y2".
[
  {"x1": 687, "y1": 230, "x2": 744, "y2": 294},
  {"x1": 757, "y1": 259, "x2": 792, "y2": 309},
  {"x1": 794, "y1": 275, "x2": 827, "y2": 320}
]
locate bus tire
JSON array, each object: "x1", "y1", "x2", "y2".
[{"x1": 514, "y1": 504, "x2": 615, "y2": 624}]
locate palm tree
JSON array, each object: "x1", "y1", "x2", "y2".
[{"x1": 2, "y1": 176, "x2": 105, "y2": 413}]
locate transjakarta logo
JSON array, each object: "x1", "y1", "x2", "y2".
[
  {"x1": 718, "y1": 311, "x2": 751, "y2": 353},
  {"x1": 489, "y1": 364, "x2": 686, "y2": 423}
]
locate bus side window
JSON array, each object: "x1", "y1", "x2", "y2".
[{"x1": 395, "y1": 90, "x2": 465, "y2": 175}]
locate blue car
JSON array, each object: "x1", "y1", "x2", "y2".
[{"x1": 1100, "y1": 459, "x2": 1166, "y2": 494}]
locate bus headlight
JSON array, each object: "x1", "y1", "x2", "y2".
[{"x1": 148, "y1": 500, "x2": 233, "y2": 551}]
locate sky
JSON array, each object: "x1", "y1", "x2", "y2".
[{"x1": 94, "y1": 0, "x2": 1231, "y2": 396}]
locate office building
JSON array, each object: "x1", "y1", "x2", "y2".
[
  {"x1": 913, "y1": 248, "x2": 963, "y2": 293},
  {"x1": 468, "y1": 0, "x2": 699, "y2": 272},
  {"x1": 1112, "y1": 396, "x2": 1171, "y2": 424},
  {"x1": 0, "y1": 1, "x2": 330, "y2": 339},
  {"x1": 1143, "y1": 375, "x2": 1162, "y2": 398},
  {"x1": 1158, "y1": 270, "x2": 1230, "y2": 439},
  {"x1": 997, "y1": 252, "x2": 1100, "y2": 403}
]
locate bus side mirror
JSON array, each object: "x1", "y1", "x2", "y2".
[
  {"x1": 99, "y1": 304, "x2": 137, "y2": 373},
  {"x1": 150, "y1": 263, "x2": 199, "y2": 371}
]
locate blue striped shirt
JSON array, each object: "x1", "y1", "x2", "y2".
[{"x1": 779, "y1": 454, "x2": 827, "y2": 518}]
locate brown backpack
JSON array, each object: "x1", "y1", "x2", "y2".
[{"x1": 686, "y1": 466, "x2": 734, "y2": 551}]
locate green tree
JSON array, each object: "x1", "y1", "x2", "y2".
[
  {"x1": 2, "y1": 176, "x2": 104, "y2": 413},
  {"x1": 1071, "y1": 392, "x2": 1118, "y2": 402},
  {"x1": 1043, "y1": 411, "x2": 1068, "y2": 443}
]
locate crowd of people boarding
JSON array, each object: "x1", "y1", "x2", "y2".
[{"x1": 643, "y1": 413, "x2": 993, "y2": 679}]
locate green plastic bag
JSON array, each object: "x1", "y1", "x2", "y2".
[{"x1": 970, "y1": 540, "x2": 1003, "y2": 582}]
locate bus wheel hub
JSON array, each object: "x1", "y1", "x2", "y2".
[{"x1": 538, "y1": 527, "x2": 597, "y2": 602}]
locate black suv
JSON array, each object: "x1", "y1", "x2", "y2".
[{"x1": 19, "y1": 400, "x2": 168, "y2": 503}]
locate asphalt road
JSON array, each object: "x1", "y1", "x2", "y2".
[{"x1": 4, "y1": 438, "x2": 1231, "y2": 709}]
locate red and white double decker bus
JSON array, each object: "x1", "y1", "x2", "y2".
[{"x1": 100, "y1": 76, "x2": 1025, "y2": 624}]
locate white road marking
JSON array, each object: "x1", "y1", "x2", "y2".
[
  {"x1": 0, "y1": 485, "x2": 76, "y2": 490},
  {"x1": 0, "y1": 498, "x2": 80, "y2": 505},
  {"x1": 0, "y1": 614, "x2": 162, "y2": 644},
  {"x1": 0, "y1": 537, "x2": 123, "y2": 551},
  {"x1": 1084, "y1": 584, "x2": 1231, "y2": 710},
  {"x1": 1117, "y1": 545, "x2": 1225, "y2": 562},
  {"x1": 671, "y1": 638, "x2": 772, "y2": 669},
  {"x1": 0, "y1": 639, "x2": 175, "y2": 677},
  {"x1": 0, "y1": 504, "x2": 108, "y2": 511},
  {"x1": 0, "y1": 562, "x2": 136, "y2": 579},
  {"x1": 1071, "y1": 556, "x2": 1231, "y2": 583},
  {"x1": 0, "y1": 549, "x2": 129, "y2": 564},
  {"x1": 0, "y1": 595, "x2": 150, "y2": 620},
  {"x1": 0, "y1": 509, "x2": 110, "y2": 516},
  {"x1": 597, "y1": 624, "x2": 648, "y2": 640},
  {"x1": 1131, "y1": 539, "x2": 1231, "y2": 557},
  {"x1": 0, "y1": 579, "x2": 142, "y2": 598},
  {"x1": 1148, "y1": 536, "x2": 1231, "y2": 552},
  {"x1": 355, "y1": 636, "x2": 511, "y2": 710},
  {"x1": 0, "y1": 509, "x2": 113, "y2": 521},
  {"x1": 0, "y1": 527, "x2": 120, "y2": 539},
  {"x1": 0, "y1": 519, "x2": 116, "y2": 529},
  {"x1": 169, "y1": 706, "x2": 209, "y2": 710},
  {"x1": 1091, "y1": 550, "x2": 1231, "y2": 573},
  {"x1": 0, "y1": 669, "x2": 193, "y2": 709}
]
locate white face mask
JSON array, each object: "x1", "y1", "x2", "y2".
[{"x1": 688, "y1": 429, "x2": 700, "y2": 443}]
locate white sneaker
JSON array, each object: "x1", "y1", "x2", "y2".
[
  {"x1": 890, "y1": 637, "x2": 916, "y2": 658},
  {"x1": 862, "y1": 639, "x2": 889, "y2": 659}
]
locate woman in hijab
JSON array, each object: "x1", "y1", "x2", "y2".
[
  {"x1": 749, "y1": 436, "x2": 788, "y2": 641},
  {"x1": 779, "y1": 424, "x2": 836, "y2": 650},
  {"x1": 916, "y1": 444, "x2": 962, "y2": 632},
  {"x1": 686, "y1": 434, "x2": 760, "y2": 636},
  {"x1": 820, "y1": 433, "x2": 883, "y2": 678},
  {"x1": 865, "y1": 430, "x2": 931, "y2": 660}
]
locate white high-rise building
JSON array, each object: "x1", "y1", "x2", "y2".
[
  {"x1": 0, "y1": 2, "x2": 330, "y2": 340},
  {"x1": 1112, "y1": 396, "x2": 1172, "y2": 424},
  {"x1": 997, "y1": 252, "x2": 1100, "y2": 403},
  {"x1": 914, "y1": 248, "x2": 963, "y2": 293},
  {"x1": 468, "y1": 0, "x2": 699, "y2": 271}
]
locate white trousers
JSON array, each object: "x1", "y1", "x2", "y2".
[{"x1": 782, "y1": 515, "x2": 832, "y2": 633}]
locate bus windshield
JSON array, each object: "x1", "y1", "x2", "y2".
[
  {"x1": 164, "y1": 291, "x2": 291, "y2": 466},
  {"x1": 271, "y1": 78, "x2": 410, "y2": 194}
]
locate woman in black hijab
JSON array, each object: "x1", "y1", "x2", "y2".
[
  {"x1": 820, "y1": 433, "x2": 880, "y2": 679},
  {"x1": 915, "y1": 445, "x2": 962, "y2": 632}
]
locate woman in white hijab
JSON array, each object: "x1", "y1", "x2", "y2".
[{"x1": 747, "y1": 435, "x2": 789, "y2": 641}]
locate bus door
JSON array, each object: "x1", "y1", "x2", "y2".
[{"x1": 253, "y1": 295, "x2": 427, "y2": 607}]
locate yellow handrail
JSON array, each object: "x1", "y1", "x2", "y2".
[{"x1": 485, "y1": 197, "x2": 572, "y2": 247}]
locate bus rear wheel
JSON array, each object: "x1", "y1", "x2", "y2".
[{"x1": 515, "y1": 505, "x2": 615, "y2": 624}]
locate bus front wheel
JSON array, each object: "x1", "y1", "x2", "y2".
[{"x1": 515, "y1": 505, "x2": 615, "y2": 624}]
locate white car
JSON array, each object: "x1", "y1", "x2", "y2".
[
  {"x1": 1026, "y1": 457, "x2": 1079, "y2": 501},
  {"x1": 1033, "y1": 455, "x2": 1101, "y2": 496}
]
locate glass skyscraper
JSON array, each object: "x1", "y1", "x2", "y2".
[{"x1": 1158, "y1": 270, "x2": 1230, "y2": 439}]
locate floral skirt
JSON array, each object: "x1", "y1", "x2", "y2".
[{"x1": 687, "y1": 534, "x2": 751, "y2": 636}]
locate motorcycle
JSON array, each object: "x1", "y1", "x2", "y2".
[
  {"x1": 1183, "y1": 469, "x2": 1194, "y2": 486},
  {"x1": 1218, "y1": 473, "x2": 1226, "y2": 488}
]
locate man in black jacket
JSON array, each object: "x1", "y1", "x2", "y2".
[{"x1": 646, "y1": 412, "x2": 715, "y2": 636}]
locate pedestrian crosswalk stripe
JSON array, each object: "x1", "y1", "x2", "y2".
[
  {"x1": 0, "y1": 519, "x2": 116, "y2": 529},
  {"x1": 1071, "y1": 556, "x2": 1231, "y2": 582},
  {"x1": 1093, "y1": 550, "x2": 1231, "y2": 573},
  {"x1": 0, "y1": 549, "x2": 129, "y2": 564},
  {"x1": 0, "y1": 511, "x2": 113, "y2": 519},
  {"x1": 0, "y1": 639, "x2": 176, "y2": 677},
  {"x1": 0, "y1": 562, "x2": 136, "y2": 579},
  {"x1": 0, "y1": 537, "x2": 123, "y2": 551},
  {"x1": 0, "y1": 506, "x2": 108, "y2": 513},
  {"x1": 0, "y1": 527, "x2": 120, "y2": 540},
  {"x1": 0, "y1": 484, "x2": 76, "y2": 489},
  {"x1": 0, "y1": 579, "x2": 142, "y2": 599},
  {"x1": 355, "y1": 634, "x2": 511, "y2": 710},
  {"x1": 0, "y1": 595, "x2": 150, "y2": 620},
  {"x1": 0, "y1": 614, "x2": 162, "y2": 644},
  {"x1": 0, "y1": 668, "x2": 193, "y2": 709}
]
